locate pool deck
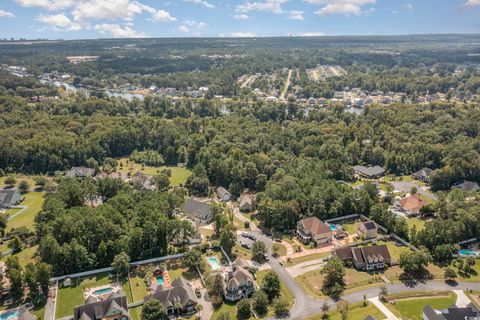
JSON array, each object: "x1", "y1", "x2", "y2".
[
  {"x1": 83, "y1": 284, "x2": 122, "y2": 300},
  {"x1": 150, "y1": 270, "x2": 172, "y2": 291}
]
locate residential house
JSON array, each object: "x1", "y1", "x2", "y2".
[
  {"x1": 356, "y1": 221, "x2": 378, "y2": 240},
  {"x1": 94, "y1": 172, "x2": 128, "y2": 182},
  {"x1": 394, "y1": 194, "x2": 429, "y2": 217},
  {"x1": 353, "y1": 165, "x2": 386, "y2": 179},
  {"x1": 130, "y1": 172, "x2": 155, "y2": 190},
  {"x1": 182, "y1": 198, "x2": 214, "y2": 226},
  {"x1": 454, "y1": 181, "x2": 480, "y2": 192},
  {"x1": 296, "y1": 217, "x2": 333, "y2": 247},
  {"x1": 0, "y1": 189, "x2": 21, "y2": 209},
  {"x1": 216, "y1": 187, "x2": 231, "y2": 202},
  {"x1": 224, "y1": 263, "x2": 257, "y2": 302},
  {"x1": 334, "y1": 244, "x2": 392, "y2": 271},
  {"x1": 333, "y1": 91, "x2": 344, "y2": 99},
  {"x1": 73, "y1": 291, "x2": 130, "y2": 320},
  {"x1": 422, "y1": 304, "x2": 480, "y2": 320},
  {"x1": 318, "y1": 97, "x2": 327, "y2": 106},
  {"x1": 412, "y1": 168, "x2": 433, "y2": 183},
  {"x1": 65, "y1": 167, "x2": 95, "y2": 179},
  {"x1": 239, "y1": 193, "x2": 255, "y2": 212},
  {"x1": 144, "y1": 277, "x2": 198, "y2": 316}
]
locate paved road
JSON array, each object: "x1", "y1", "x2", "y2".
[
  {"x1": 286, "y1": 258, "x2": 325, "y2": 278},
  {"x1": 279, "y1": 69, "x2": 292, "y2": 101}
]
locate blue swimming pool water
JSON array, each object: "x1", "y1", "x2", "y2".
[
  {"x1": 156, "y1": 275, "x2": 165, "y2": 285},
  {"x1": 93, "y1": 287, "x2": 113, "y2": 296},
  {"x1": 207, "y1": 256, "x2": 221, "y2": 270},
  {"x1": 0, "y1": 311, "x2": 21, "y2": 320},
  {"x1": 329, "y1": 224, "x2": 338, "y2": 231},
  {"x1": 459, "y1": 249, "x2": 479, "y2": 256}
]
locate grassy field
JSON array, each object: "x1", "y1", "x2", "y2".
[
  {"x1": 406, "y1": 217, "x2": 426, "y2": 232},
  {"x1": 116, "y1": 157, "x2": 191, "y2": 186},
  {"x1": 284, "y1": 252, "x2": 330, "y2": 267},
  {"x1": 1, "y1": 245, "x2": 38, "y2": 266},
  {"x1": 341, "y1": 222, "x2": 358, "y2": 235},
  {"x1": 233, "y1": 244, "x2": 253, "y2": 260},
  {"x1": 372, "y1": 241, "x2": 411, "y2": 261},
  {"x1": 466, "y1": 290, "x2": 480, "y2": 307},
  {"x1": 305, "y1": 301, "x2": 385, "y2": 320},
  {"x1": 384, "y1": 291, "x2": 456, "y2": 320},
  {"x1": 0, "y1": 175, "x2": 51, "y2": 189},
  {"x1": 56, "y1": 273, "x2": 112, "y2": 318},
  {"x1": 6, "y1": 191, "x2": 45, "y2": 232}
]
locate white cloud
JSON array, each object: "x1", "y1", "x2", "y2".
[
  {"x1": 305, "y1": 0, "x2": 376, "y2": 16},
  {"x1": 404, "y1": 3, "x2": 413, "y2": 11},
  {"x1": 298, "y1": 32, "x2": 324, "y2": 36},
  {"x1": 234, "y1": 14, "x2": 249, "y2": 20},
  {"x1": 36, "y1": 13, "x2": 81, "y2": 31},
  {"x1": 288, "y1": 10, "x2": 304, "y2": 20},
  {"x1": 15, "y1": 0, "x2": 75, "y2": 11},
  {"x1": 94, "y1": 23, "x2": 147, "y2": 38},
  {"x1": 462, "y1": 0, "x2": 480, "y2": 8},
  {"x1": 178, "y1": 25, "x2": 190, "y2": 32},
  {"x1": 236, "y1": 0, "x2": 288, "y2": 14},
  {"x1": 0, "y1": 9, "x2": 15, "y2": 17},
  {"x1": 73, "y1": 0, "x2": 142, "y2": 22},
  {"x1": 230, "y1": 32, "x2": 257, "y2": 37},
  {"x1": 183, "y1": 0, "x2": 215, "y2": 8}
]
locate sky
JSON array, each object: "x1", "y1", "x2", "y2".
[{"x1": 0, "y1": 0, "x2": 479, "y2": 39}]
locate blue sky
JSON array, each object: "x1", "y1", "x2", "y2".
[{"x1": 0, "y1": 0, "x2": 479, "y2": 39}]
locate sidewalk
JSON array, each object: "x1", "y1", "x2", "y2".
[
  {"x1": 368, "y1": 296, "x2": 399, "y2": 320},
  {"x1": 453, "y1": 290, "x2": 472, "y2": 307}
]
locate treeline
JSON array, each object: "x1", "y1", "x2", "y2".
[{"x1": 36, "y1": 178, "x2": 193, "y2": 275}]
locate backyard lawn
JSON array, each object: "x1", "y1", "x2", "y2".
[
  {"x1": 384, "y1": 291, "x2": 456, "y2": 320},
  {"x1": 6, "y1": 191, "x2": 45, "y2": 232},
  {"x1": 466, "y1": 290, "x2": 480, "y2": 307},
  {"x1": 55, "y1": 273, "x2": 112, "y2": 318},
  {"x1": 406, "y1": 217, "x2": 426, "y2": 232},
  {"x1": 116, "y1": 157, "x2": 191, "y2": 186},
  {"x1": 1, "y1": 245, "x2": 38, "y2": 267},
  {"x1": 305, "y1": 301, "x2": 385, "y2": 320}
]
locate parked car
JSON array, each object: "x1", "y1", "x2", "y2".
[
  {"x1": 241, "y1": 242, "x2": 252, "y2": 249},
  {"x1": 264, "y1": 255, "x2": 270, "y2": 261},
  {"x1": 195, "y1": 288, "x2": 202, "y2": 298}
]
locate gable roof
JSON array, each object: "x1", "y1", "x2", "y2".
[
  {"x1": 73, "y1": 293, "x2": 129, "y2": 320},
  {"x1": 182, "y1": 198, "x2": 213, "y2": 221},
  {"x1": 239, "y1": 193, "x2": 255, "y2": 208},
  {"x1": 0, "y1": 189, "x2": 20, "y2": 205},
  {"x1": 216, "y1": 187, "x2": 231, "y2": 198},
  {"x1": 145, "y1": 277, "x2": 197, "y2": 308},
  {"x1": 455, "y1": 181, "x2": 480, "y2": 192},
  {"x1": 353, "y1": 165, "x2": 385, "y2": 177},
  {"x1": 299, "y1": 217, "x2": 331, "y2": 236},
  {"x1": 352, "y1": 245, "x2": 391, "y2": 265},
  {"x1": 423, "y1": 304, "x2": 480, "y2": 320},
  {"x1": 414, "y1": 167, "x2": 433, "y2": 177},
  {"x1": 399, "y1": 194, "x2": 428, "y2": 213}
]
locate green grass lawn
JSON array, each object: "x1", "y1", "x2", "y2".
[
  {"x1": 122, "y1": 279, "x2": 134, "y2": 303},
  {"x1": 55, "y1": 273, "x2": 112, "y2": 318},
  {"x1": 1, "y1": 245, "x2": 38, "y2": 267},
  {"x1": 341, "y1": 222, "x2": 358, "y2": 235},
  {"x1": 384, "y1": 291, "x2": 456, "y2": 320},
  {"x1": 129, "y1": 275, "x2": 149, "y2": 302},
  {"x1": 284, "y1": 252, "x2": 330, "y2": 267},
  {"x1": 0, "y1": 175, "x2": 51, "y2": 189},
  {"x1": 305, "y1": 301, "x2": 385, "y2": 320},
  {"x1": 272, "y1": 243, "x2": 287, "y2": 257},
  {"x1": 406, "y1": 217, "x2": 426, "y2": 232},
  {"x1": 7, "y1": 191, "x2": 45, "y2": 232},
  {"x1": 116, "y1": 157, "x2": 191, "y2": 186},
  {"x1": 129, "y1": 306, "x2": 142, "y2": 320},
  {"x1": 466, "y1": 290, "x2": 480, "y2": 307}
]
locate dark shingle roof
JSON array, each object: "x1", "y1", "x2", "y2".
[
  {"x1": 354, "y1": 165, "x2": 385, "y2": 177},
  {"x1": 363, "y1": 221, "x2": 377, "y2": 230},
  {"x1": 423, "y1": 304, "x2": 480, "y2": 320},
  {"x1": 455, "y1": 181, "x2": 480, "y2": 192},
  {"x1": 145, "y1": 277, "x2": 197, "y2": 308},
  {"x1": 352, "y1": 245, "x2": 391, "y2": 265},
  {"x1": 65, "y1": 167, "x2": 95, "y2": 178},
  {"x1": 299, "y1": 217, "x2": 331, "y2": 236},
  {"x1": 182, "y1": 198, "x2": 213, "y2": 221},
  {"x1": 0, "y1": 189, "x2": 19, "y2": 205},
  {"x1": 73, "y1": 293, "x2": 129, "y2": 320}
]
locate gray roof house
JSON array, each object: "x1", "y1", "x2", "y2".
[
  {"x1": 454, "y1": 181, "x2": 480, "y2": 192},
  {"x1": 412, "y1": 167, "x2": 433, "y2": 182},
  {"x1": 0, "y1": 189, "x2": 21, "y2": 209},
  {"x1": 182, "y1": 198, "x2": 214, "y2": 226},
  {"x1": 239, "y1": 193, "x2": 255, "y2": 212},
  {"x1": 65, "y1": 167, "x2": 95, "y2": 179},
  {"x1": 73, "y1": 290, "x2": 130, "y2": 320},
  {"x1": 224, "y1": 264, "x2": 257, "y2": 302},
  {"x1": 144, "y1": 277, "x2": 198, "y2": 316},
  {"x1": 353, "y1": 165, "x2": 386, "y2": 179},
  {"x1": 422, "y1": 304, "x2": 480, "y2": 320},
  {"x1": 216, "y1": 187, "x2": 231, "y2": 202}
]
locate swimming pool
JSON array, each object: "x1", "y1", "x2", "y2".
[
  {"x1": 0, "y1": 310, "x2": 21, "y2": 320},
  {"x1": 207, "y1": 256, "x2": 221, "y2": 270},
  {"x1": 459, "y1": 249, "x2": 479, "y2": 256},
  {"x1": 156, "y1": 275, "x2": 165, "y2": 285},
  {"x1": 92, "y1": 287, "x2": 113, "y2": 296},
  {"x1": 329, "y1": 224, "x2": 339, "y2": 231}
]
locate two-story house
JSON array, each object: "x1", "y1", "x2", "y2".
[
  {"x1": 296, "y1": 217, "x2": 333, "y2": 247},
  {"x1": 356, "y1": 221, "x2": 378, "y2": 240},
  {"x1": 144, "y1": 277, "x2": 198, "y2": 316},
  {"x1": 334, "y1": 244, "x2": 391, "y2": 271},
  {"x1": 73, "y1": 291, "x2": 130, "y2": 320},
  {"x1": 224, "y1": 264, "x2": 257, "y2": 302}
]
